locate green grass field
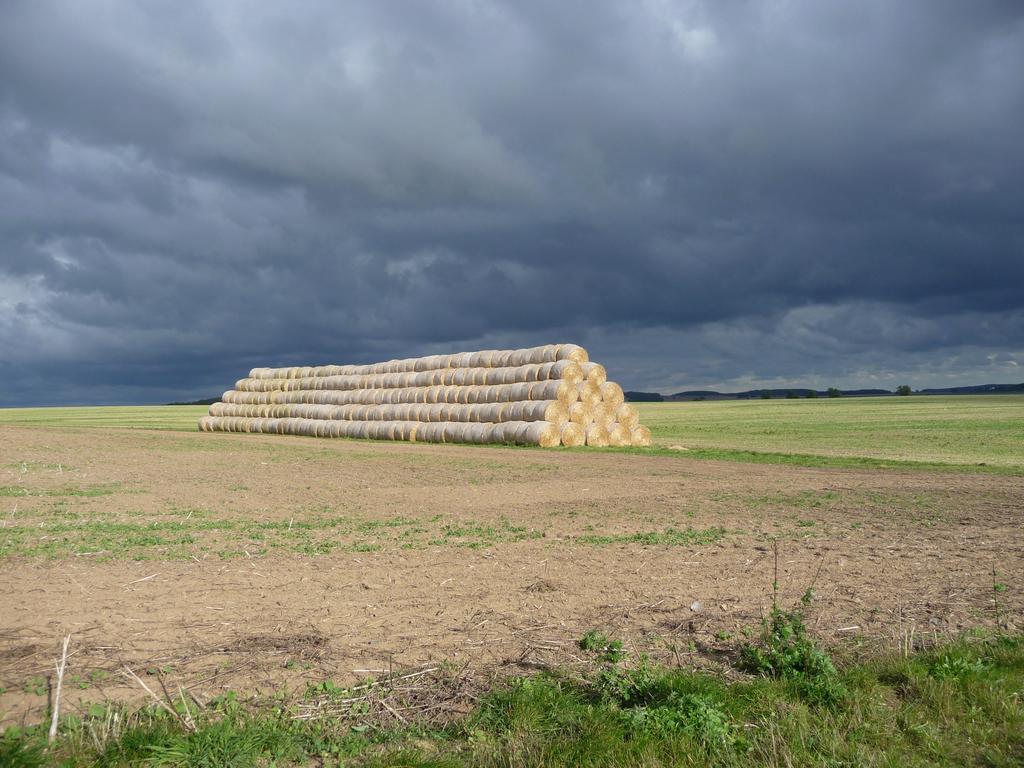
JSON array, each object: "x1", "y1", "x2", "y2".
[
  {"x1": 0, "y1": 405, "x2": 208, "y2": 431},
  {"x1": 636, "y1": 394, "x2": 1024, "y2": 470}
]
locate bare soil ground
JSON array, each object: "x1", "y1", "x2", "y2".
[{"x1": 1, "y1": 425, "x2": 1021, "y2": 726}]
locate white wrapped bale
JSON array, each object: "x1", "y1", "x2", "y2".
[
  {"x1": 221, "y1": 379, "x2": 579, "y2": 408},
  {"x1": 234, "y1": 360, "x2": 583, "y2": 393},
  {"x1": 248, "y1": 344, "x2": 588, "y2": 379},
  {"x1": 199, "y1": 416, "x2": 560, "y2": 447},
  {"x1": 209, "y1": 399, "x2": 568, "y2": 426}
]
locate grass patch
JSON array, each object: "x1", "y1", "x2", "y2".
[
  {"x1": 0, "y1": 483, "x2": 121, "y2": 498},
  {"x1": 0, "y1": 406, "x2": 207, "y2": 432},
  {"x1": 0, "y1": 511, "x2": 547, "y2": 561},
  {"x1": 626, "y1": 445, "x2": 1024, "y2": 475},
  {"x1": 0, "y1": 509, "x2": 735, "y2": 560},
  {"x1": 3, "y1": 635, "x2": 1021, "y2": 766},
  {"x1": 574, "y1": 526, "x2": 728, "y2": 547},
  {"x1": 0, "y1": 507, "x2": 737, "y2": 561}
]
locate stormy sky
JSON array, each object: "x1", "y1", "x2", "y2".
[{"x1": 1, "y1": 1, "x2": 1022, "y2": 405}]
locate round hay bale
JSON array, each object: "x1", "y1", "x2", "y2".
[
  {"x1": 584, "y1": 423, "x2": 610, "y2": 447},
  {"x1": 607, "y1": 422, "x2": 630, "y2": 447},
  {"x1": 577, "y1": 381, "x2": 602, "y2": 410},
  {"x1": 503, "y1": 400, "x2": 557, "y2": 423},
  {"x1": 630, "y1": 425, "x2": 653, "y2": 446},
  {"x1": 580, "y1": 362, "x2": 608, "y2": 386},
  {"x1": 559, "y1": 422, "x2": 585, "y2": 447},
  {"x1": 489, "y1": 350, "x2": 511, "y2": 368},
  {"x1": 490, "y1": 421, "x2": 518, "y2": 444},
  {"x1": 591, "y1": 402, "x2": 616, "y2": 430},
  {"x1": 555, "y1": 344, "x2": 589, "y2": 364},
  {"x1": 569, "y1": 401, "x2": 592, "y2": 425},
  {"x1": 508, "y1": 401, "x2": 532, "y2": 421},
  {"x1": 615, "y1": 403, "x2": 640, "y2": 430},
  {"x1": 466, "y1": 351, "x2": 489, "y2": 368},
  {"x1": 465, "y1": 421, "x2": 486, "y2": 441},
  {"x1": 541, "y1": 400, "x2": 568, "y2": 426},
  {"x1": 600, "y1": 381, "x2": 625, "y2": 409},
  {"x1": 551, "y1": 360, "x2": 584, "y2": 385},
  {"x1": 529, "y1": 421, "x2": 561, "y2": 447}
]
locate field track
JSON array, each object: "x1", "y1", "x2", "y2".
[{"x1": 1, "y1": 397, "x2": 1021, "y2": 725}]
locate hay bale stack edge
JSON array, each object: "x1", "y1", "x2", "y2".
[{"x1": 200, "y1": 344, "x2": 652, "y2": 448}]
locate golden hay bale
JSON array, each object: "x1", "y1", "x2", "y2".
[
  {"x1": 591, "y1": 402, "x2": 617, "y2": 430},
  {"x1": 568, "y1": 401, "x2": 592, "y2": 425},
  {"x1": 541, "y1": 400, "x2": 569, "y2": 427},
  {"x1": 607, "y1": 422, "x2": 631, "y2": 447},
  {"x1": 551, "y1": 360, "x2": 584, "y2": 385},
  {"x1": 577, "y1": 381, "x2": 602, "y2": 410},
  {"x1": 559, "y1": 422, "x2": 586, "y2": 447},
  {"x1": 529, "y1": 421, "x2": 562, "y2": 448},
  {"x1": 529, "y1": 380, "x2": 578, "y2": 406},
  {"x1": 600, "y1": 381, "x2": 625, "y2": 409},
  {"x1": 584, "y1": 423, "x2": 610, "y2": 447},
  {"x1": 580, "y1": 362, "x2": 607, "y2": 386},
  {"x1": 630, "y1": 425, "x2": 652, "y2": 446},
  {"x1": 615, "y1": 403, "x2": 640, "y2": 430},
  {"x1": 555, "y1": 344, "x2": 589, "y2": 364}
]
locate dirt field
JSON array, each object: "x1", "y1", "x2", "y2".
[{"x1": 2, "y1": 419, "x2": 1021, "y2": 727}]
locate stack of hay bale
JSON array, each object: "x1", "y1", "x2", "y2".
[{"x1": 198, "y1": 343, "x2": 652, "y2": 448}]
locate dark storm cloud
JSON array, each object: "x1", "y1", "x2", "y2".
[{"x1": 1, "y1": 0, "x2": 1022, "y2": 405}]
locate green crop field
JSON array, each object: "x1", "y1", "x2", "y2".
[
  {"x1": 0, "y1": 405, "x2": 208, "y2": 431},
  {"x1": 636, "y1": 394, "x2": 1024, "y2": 471}
]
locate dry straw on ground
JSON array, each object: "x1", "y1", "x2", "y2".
[{"x1": 201, "y1": 344, "x2": 652, "y2": 448}]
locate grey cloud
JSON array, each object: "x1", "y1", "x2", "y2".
[{"x1": 0, "y1": 1, "x2": 1022, "y2": 406}]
